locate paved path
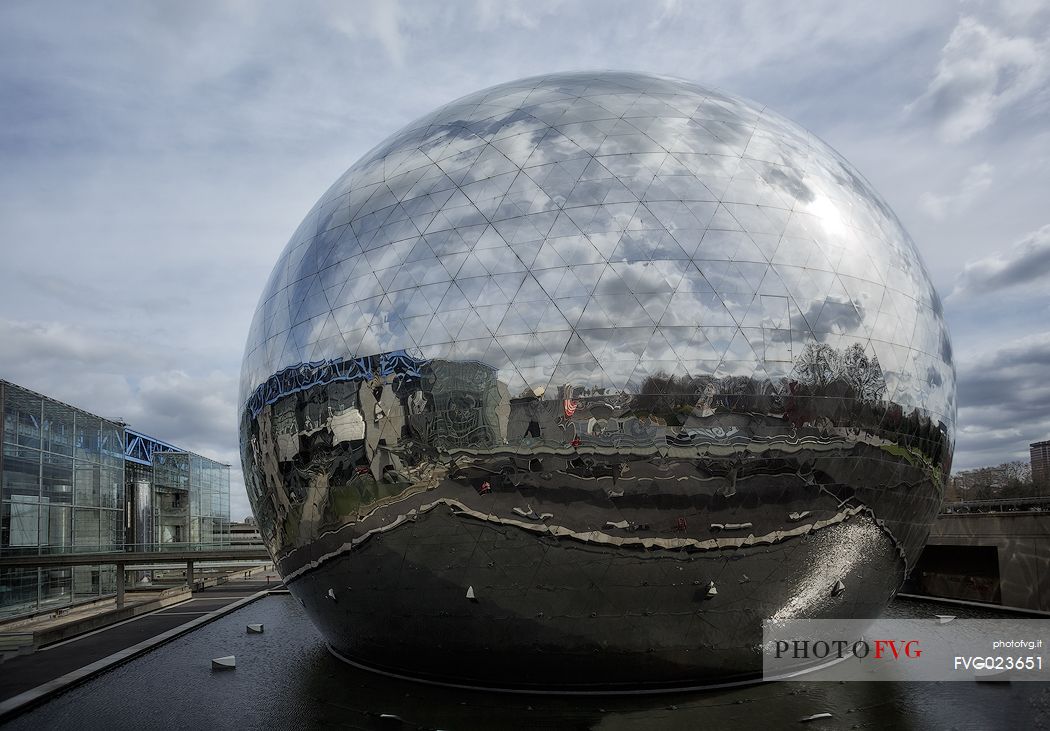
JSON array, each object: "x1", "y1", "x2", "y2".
[{"x1": 0, "y1": 576, "x2": 280, "y2": 704}]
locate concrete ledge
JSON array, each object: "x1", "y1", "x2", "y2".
[
  {"x1": 0, "y1": 587, "x2": 274, "y2": 723},
  {"x1": 188, "y1": 563, "x2": 274, "y2": 593},
  {"x1": 0, "y1": 563, "x2": 271, "y2": 632},
  {"x1": 0, "y1": 635, "x2": 34, "y2": 663},
  {"x1": 0, "y1": 594, "x2": 125, "y2": 629},
  {"x1": 32, "y1": 588, "x2": 192, "y2": 648},
  {"x1": 897, "y1": 592, "x2": 1050, "y2": 617}
]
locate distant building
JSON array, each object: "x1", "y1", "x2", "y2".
[
  {"x1": 124, "y1": 428, "x2": 230, "y2": 549},
  {"x1": 1032, "y1": 440, "x2": 1050, "y2": 487},
  {"x1": 229, "y1": 521, "x2": 262, "y2": 546},
  {"x1": 0, "y1": 378, "x2": 231, "y2": 618}
]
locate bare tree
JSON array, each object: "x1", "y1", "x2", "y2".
[
  {"x1": 841, "y1": 342, "x2": 886, "y2": 402},
  {"x1": 790, "y1": 343, "x2": 840, "y2": 391}
]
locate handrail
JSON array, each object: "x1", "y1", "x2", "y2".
[
  {"x1": 940, "y1": 496, "x2": 1050, "y2": 514},
  {"x1": 944, "y1": 496, "x2": 1050, "y2": 506},
  {"x1": 0, "y1": 541, "x2": 267, "y2": 557}
]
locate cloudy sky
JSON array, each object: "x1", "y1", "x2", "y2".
[{"x1": 1, "y1": 0, "x2": 1048, "y2": 519}]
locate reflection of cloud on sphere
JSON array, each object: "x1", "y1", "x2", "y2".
[{"x1": 240, "y1": 72, "x2": 955, "y2": 690}]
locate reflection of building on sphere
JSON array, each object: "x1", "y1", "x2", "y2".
[{"x1": 240, "y1": 72, "x2": 955, "y2": 691}]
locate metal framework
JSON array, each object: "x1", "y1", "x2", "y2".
[
  {"x1": 244, "y1": 350, "x2": 430, "y2": 418},
  {"x1": 124, "y1": 428, "x2": 179, "y2": 466}
]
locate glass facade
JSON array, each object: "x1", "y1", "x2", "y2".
[
  {"x1": 0, "y1": 380, "x2": 231, "y2": 618},
  {"x1": 147, "y1": 451, "x2": 231, "y2": 549},
  {"x1": 0, "y1": 380, "x2": 124, "y2": 617},
  {"x1": 240, "y1": 72, "x2": 956, "y2": 689}
]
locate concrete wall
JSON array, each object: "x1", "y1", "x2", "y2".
[{"x1": 922, "y1": 513, "x2": 1050, "y2": 612}]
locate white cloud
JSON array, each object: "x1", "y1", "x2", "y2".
[
  {"x1": 648, "y1": 0, "x2": 682, "y2": 29},
  {"x1": 919, "y1": 162, "x2": 993, "y2": 219},
  {"x1": 996, "y1": 0, "x2": 1050, "y2": 26},
  {"x1": 907, "y1": 15, "x2": 1049, "y2": 142},
  {"x1": 954, "y1": 330, "x2": 1050, "y2": 468},
  {"x1": 950, "y1": 224, "x2": 1050, "y2": 298},
  {"x1": 475, "y1": 0, "x2": 540, "y2": 30},
  {"x1": 326, "y1": 0, "x2": 407, "y2": 66},
  {"x1": 0, "y1": 319, "x2": 148, "y2": 372}
]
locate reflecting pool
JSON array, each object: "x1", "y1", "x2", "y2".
[{"x1": 9, "y1": 595, "x2": 1048, "y2": 730}]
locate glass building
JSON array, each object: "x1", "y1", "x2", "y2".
[
  {"x1": 0, "y1": 379, "x2": 231, "y2": 618},
  {"x1": 128, "y1": 439, "x2": 231, "y2": 550}
]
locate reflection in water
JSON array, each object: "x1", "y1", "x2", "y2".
[
  {"x1": 239, "y1": 72, "x2": 955, "y2": 690},
  {"x1": 7, "y1": 597, "x2": 1047, "y2": 730}
]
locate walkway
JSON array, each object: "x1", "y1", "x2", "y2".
[{"x1": 0, "y1": 574, "x2": 280, "y2": 709}]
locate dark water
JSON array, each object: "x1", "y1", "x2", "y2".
[{"x1": 6, "y1": 596, "x2": 1049, "y2": 730}]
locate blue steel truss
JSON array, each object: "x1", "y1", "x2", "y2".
[
  {"x1": 243, "y1": 350, "x2": 430, "y2": 418},
  {"x1": 124, "y1": 428, "x2": 180, "y2": 466}
]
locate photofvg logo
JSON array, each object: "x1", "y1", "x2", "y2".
[
  {"x1": 763, "y1": 619, "x2": 1049, "y2": 682},
  {"x1": 773, "y1": 638, "x2": 923, "y2": 662}
]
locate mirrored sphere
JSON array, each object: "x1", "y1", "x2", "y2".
[{"x1": 240, "y1": 71, "x2": 955, "y2": 691}]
